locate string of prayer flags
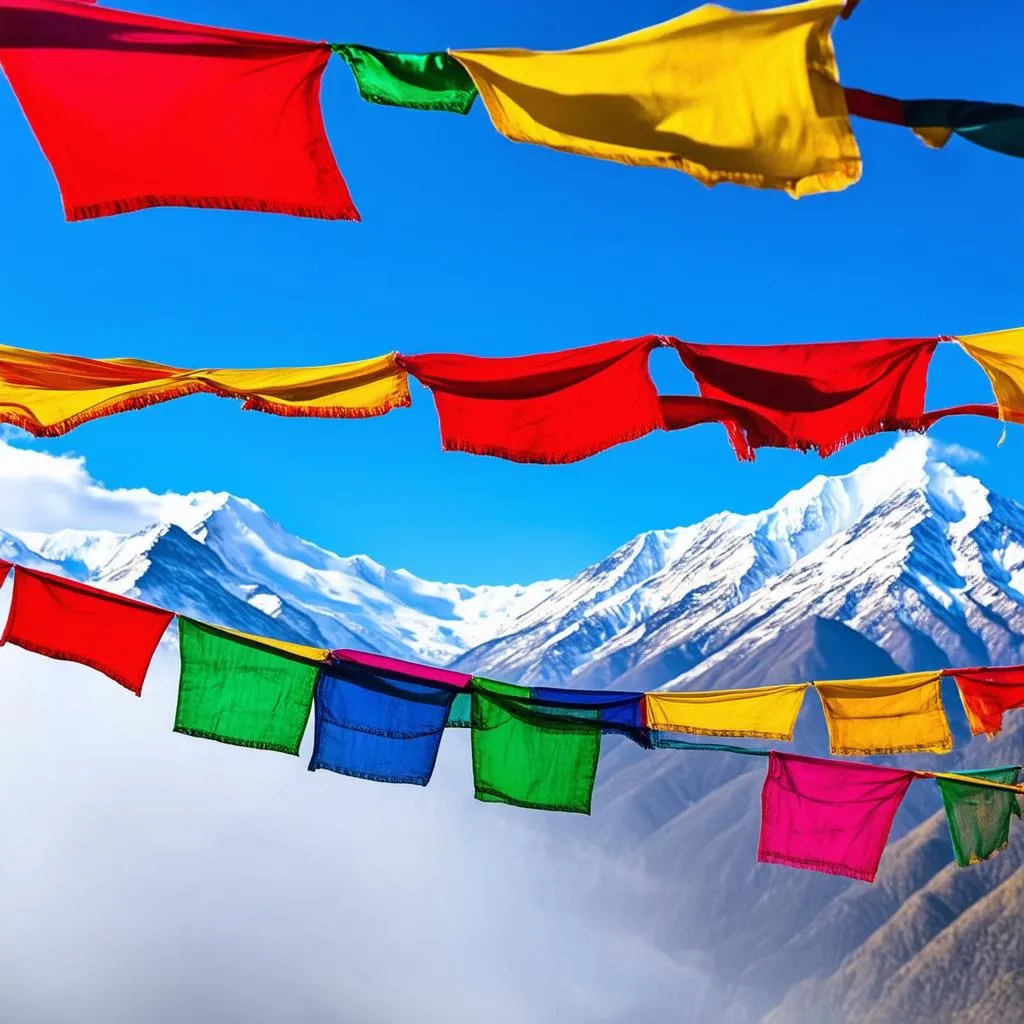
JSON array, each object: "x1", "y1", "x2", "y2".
[
  {"x1": 670, "y1": 337, "x2": 939, "y2": 460},
  {"x1": 309, "y1": 658, "x2": 458, "y2": 786},
  {"x1": 644, "y1": 684, "x2": 809, "y2": 741},
  {"x1": 174, "y1": 619, "x2": 320, "y2": 754},
  {"x1": 844, "y1": 88, "x2": 1024, "y2": 159},
  {"x1": 757, "y1": 751, "x2": 913, "y2": 882},
  {"x1": 471, "y1": 679, "x2": 603, "y2": 814},
  {"x1": 936, "y1": 766, "x2": 1022, "y2": 867},
  {"x1": 400, "y1": 336, "x2": 665, "y2": 463},
  {"x1": 0, "y1": 344, "x2": 410, "y2": 437},
  {"x1": 333, "y1": 45, "x2": 477, "y2": 114},
  {"x1": 955, "y1": 329, "x2": 1024, "y2": 428},
  {"x1": 451, "y1": 0, "x2": 860, "y2": 197},
  {"x1": 814, "y1": 671, "x2": 952, "y2": 756},
  {"x1": 0, "y1": 566, "x2": 172, "y2": 695},
  {"x1": 949, "y1": 666, "x2": 1024, "y2": 738},
  {"x1": 0, "y1": 0, "x2": 357, "y2": 222}
]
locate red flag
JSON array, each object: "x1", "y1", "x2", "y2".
[
  {"x1": 401, "y1": 336, "x2": 665, "y2": 464},
  {"x1": 1, "y1": 566, "x2": 173, "y2": 695},
  {"x1": 950, "y1": 666, "x2": 1024, "y2": 737},
  {"x1": 0, "y1": 0, "x2": 358, "y2": 221},
  {"x1": 671, "y1": 337, "x2": 938, "y2": 460}
]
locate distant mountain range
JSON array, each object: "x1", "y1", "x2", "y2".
[{"x1": 4, "y1": 434, "x2": 1024, "y2": 1023}]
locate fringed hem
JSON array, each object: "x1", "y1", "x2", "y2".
[
  {"x1": 65, "y1": 194, "x2": 361, "y2": 223},
  {"x1": 441, "y1": 418, "x2": 660, "y2": 464},
  {"x1": 830, "y1": 741, "x2": 954, "y2": 756},
  {"x1": 240, "y1": 390, "x2": 411, "y2": 420},
  {"x1": 757, "y1": 849, "x2": 875, "y2": 882},
  {"x1": 355, "y1": 88, "x2": 476, "y2": 115},
  {"x1": 173, "y1": 725, "x2": 301, "y2": 756},
  {"x1": 963, "y1": 837, "x2": 1011, "y2": 867},
  {"x1": 6, "y1": 636, "x2": 146, "y2": 696},
  {"x1": 653, "y1": 724, "x2": 796, "y2": 741},
  {"x1": 309, "y1": 760, "x2": 431, "y2": 785},
  {"x1": 474, "y1": 787, "x2": 592, "y2": 815},
  {"x1": 729, "y1": 417, "x2": 936, "y2": 462}
]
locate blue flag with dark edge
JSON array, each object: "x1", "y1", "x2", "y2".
[{"x1": 530, "y1": 687, "x2": 650, "y2": 747}]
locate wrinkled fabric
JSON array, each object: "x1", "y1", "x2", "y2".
[
  {"x1": 950, "y1": 665, "x2": 1024, "y2": 737},
  {"x1": 174, "y1": 619, "x2": 320, "y2": 754},
  {"x1": 0, "y1": 0, "x2": 357, "y2": 221},
  {"x1": 471, "y1": 679, "x2": 602, "y2": 814},
  {"x1": 758, "y1": 751, "x2": 913, "y2": 882},
  {"x1": 331, "y1": 649, "x2": 472, "y2": 688},
  {"x1": 671, "y1": 337, "x2": 938, "y2": 459},
  {"x1": 0, "y1": 344, "x2": 409, "y2": 436},
  {"x1": 814, "y1": 671, "x2": 952, "y2": 755},
  {"x1": 333, "y1": 44, "x2": 476, "y2": 113},
  {"x1": 644, "y1": 684, "x2": 809, "y2": 741},
  {"x1": 0, "y1": 565, "x2": 172, "y2": 695},
  {"x1": 401, "y1": 337, "x2": 664, "y2": 463},
  {"x1": 936, "y1": 766, "x2": 1022, "y2": 867},
  {"x1": 530, "y1": 687, "x2": 648, "y2": 746},
  {"x1": 956, "y1": 329, "x2": 1024, "y2": 427},
  {"x1": 310, "y1": 660, "x2": 456, "y2": 786},
  {"x1": 452, "y1": 0, "x2": 859, "y2": 196}
]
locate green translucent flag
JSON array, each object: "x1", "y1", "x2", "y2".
[
  {"x1": 937, "y1": 766, "x2": 1022, "y2": 867},
  {"x1": 332, "y1": 44, "x2": 477, "y2": 114},
  {"x1": 446, "y1": 691, "x2": 472, "y2": 728},
  {"x1": 175, "y1": 619, "x2": 320, "y2": 755},
  {"x1": 470, "y1": 679, "x2": 601, "y2": 814}
]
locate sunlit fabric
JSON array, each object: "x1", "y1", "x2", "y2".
[
  {"x1": 452, "y1": 0, "x2": 860, "y2": 196},
  {"x1": 644, "y1": 684, "x2": 809, "y2": 741},
  {"x1": 955, "y1": 329, "x2": 1024, "y2": 427},
  {"x1": 757, "y1": 751, "x2": 913, "y2": 882},
  {"x1": 936, "y1": 767, "x2": 1022, "y2": 867},
  {"x1": 950, "y1": 665, "x2": 1024, "y2": 737}
]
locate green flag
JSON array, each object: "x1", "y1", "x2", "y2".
[
  {"x1": 470, "y1": 679, "x2": 601, "y2": 814},
  {"x1": 937, "y1": 766, "x2": 1022, "y2": 867},
  {"x1": 174, "y1": 619, "x2": 320, "y2": 755},
  {"x1": 332, "y1": 44, "x2": 477, "y2": 114}
]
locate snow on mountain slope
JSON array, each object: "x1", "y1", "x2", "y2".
[{"x1": 460, "y1": 436, "x2": 1024, "y2": 690}]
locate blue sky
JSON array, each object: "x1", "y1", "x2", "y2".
[{"x1": 0, "y1": 0, "x2": 1021, "y2": 585}]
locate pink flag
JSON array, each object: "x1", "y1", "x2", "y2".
[
  {"x1": 331, "y1": 649, "x2": 472, "y2": 689},
  {"x1": 757, "y1": 751, "x2": 913, "y2": 882}
]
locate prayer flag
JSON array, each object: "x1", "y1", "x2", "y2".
[
  {"x1": 671, "y1": 337, "x2": 938, "y2": 460},
  {"x1": 845, "y1": 88, "x2": 1024, "y2": 159},
  {"x1": 0, "y1": 559, "x2": 10, "y2": 586},
  {"x1": 174, "y1": 619, "x2": 320, "y2": 754},
  {"x1": 0, "y1": 0, "x2": 357, "y2": 221},
  {"x1": 530, "y1": 686, "x2": 649, "y2": 746},
  {"x1": 333, "y1": 44, "x2": 477, "y2": 113},
  {"x1": 950, "y1": 666, "x2": 1024, "y2": 737},
  {"x1": 471, "y1": 679, "x2": 602, "y2": 814},
  {"x1": 331, "y1": 649, "x2": 472, "y2": 688},
  {"x1": 955, "y1": 329, "x2": 1024, "y2": 427},
  {"x1": 401, "y1": 336, "x2": 664, "y2": 463},
  {"x1": 310, "y1": 659, "x2": 457, "y2": 785},
  {"x1": 936, "y1": 766, "x2": 1022, "y2": 867},
  {"x1": 447, "y1": 691, "x2": 472, "y2": 728},
  {"x1": 451, "y1": 0, "x2": 860, "y2": 197},
  {"x1": 0, "y1": 565, "x2": 172, "y2": 695},
  {"x1": 758, "y1": 751, "x2": 913, "y2": 882},
  {"x1": 644, "y1": 684, "x2": 809, "y2": 741},
  {"x1": 814, "y1": 671, "x2": 952, "y2": 755},
  {"x1": 0, "y1": 344, "x2": 409, "y2": 437}
]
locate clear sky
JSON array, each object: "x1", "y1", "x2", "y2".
[{"x1": 0, "y1": 0, "x2": 1021, "y2": 585}]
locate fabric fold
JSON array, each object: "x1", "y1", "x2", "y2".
[
  {"x1": 644, "y1": 684, "x2": 809, "y2": 741},
  {"x1": 950, "y1": 665, "x2": 1024, "y2": 737},
  {"x1": 400, "y1": 336, "x2": 664, "y2": 463},
  {"x1": 333, "y1": 44, "x2": 477, "y2": 113},
  {"x1": 330, "y1": 649, "x2": 473, "y2": 689},
  {"x1": 671, "y1": 337, "x2": 939, "y2": 460},
  {"x1": 470, "y1": 679, "x2": 603, "y2": 813},
  {"x1": 174, "y1": 619, "x2": 320, "y2": 754},
  {"x1": 936, "y1": 766, "x2": 1022, "y2": 867},
  {"x1": 310, "y1": 659, "x2": 456, "y2": 786},
  {"x1": 0, "y1": 0, "x2": 358, "y2": 221},
  {"x1": 0, "y1": 344, "x2": 409, "y2": 436},
  {"x1": 814, "y1": 671, "x2": 952, "y2": 755},
  {"x1": 757, "y1": 751, "x2": 913, "y2": 882},
  {"x1": 0, "y1": 565, "x2": 172, "y2": 695},
  {"x1": 955, "y1": 329, "x2": 1024, "y2": 427},
  {"x1": 452, "y1": 0, "x2": 860, "y2": 196}
]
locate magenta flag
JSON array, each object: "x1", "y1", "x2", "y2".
[
  {"x1": 757, "y1": 751, "x2": 913, "y2": 882},
  {"x1": 330, "y1": 649, "x2": 472, "y2": 688}
]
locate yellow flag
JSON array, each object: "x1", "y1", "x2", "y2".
[
  {"x1": 956, "y1": 328, "x2": 1024, "y2": 426},
  {"x1": 0, "y1": 344, "x2": 410, "y2": 436},
  {"x1": 214, "y1": 624, "x2": 330, "y2": 665},
  {"x1": 452, "y1": 0, "x2": 861, "y2": 197},
  {"x1": 644, "y1": 684, "x2": 809, "y2": 740},
  {"x1": 814, "y1": 671, "x2": 952, "y2": 755}
]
